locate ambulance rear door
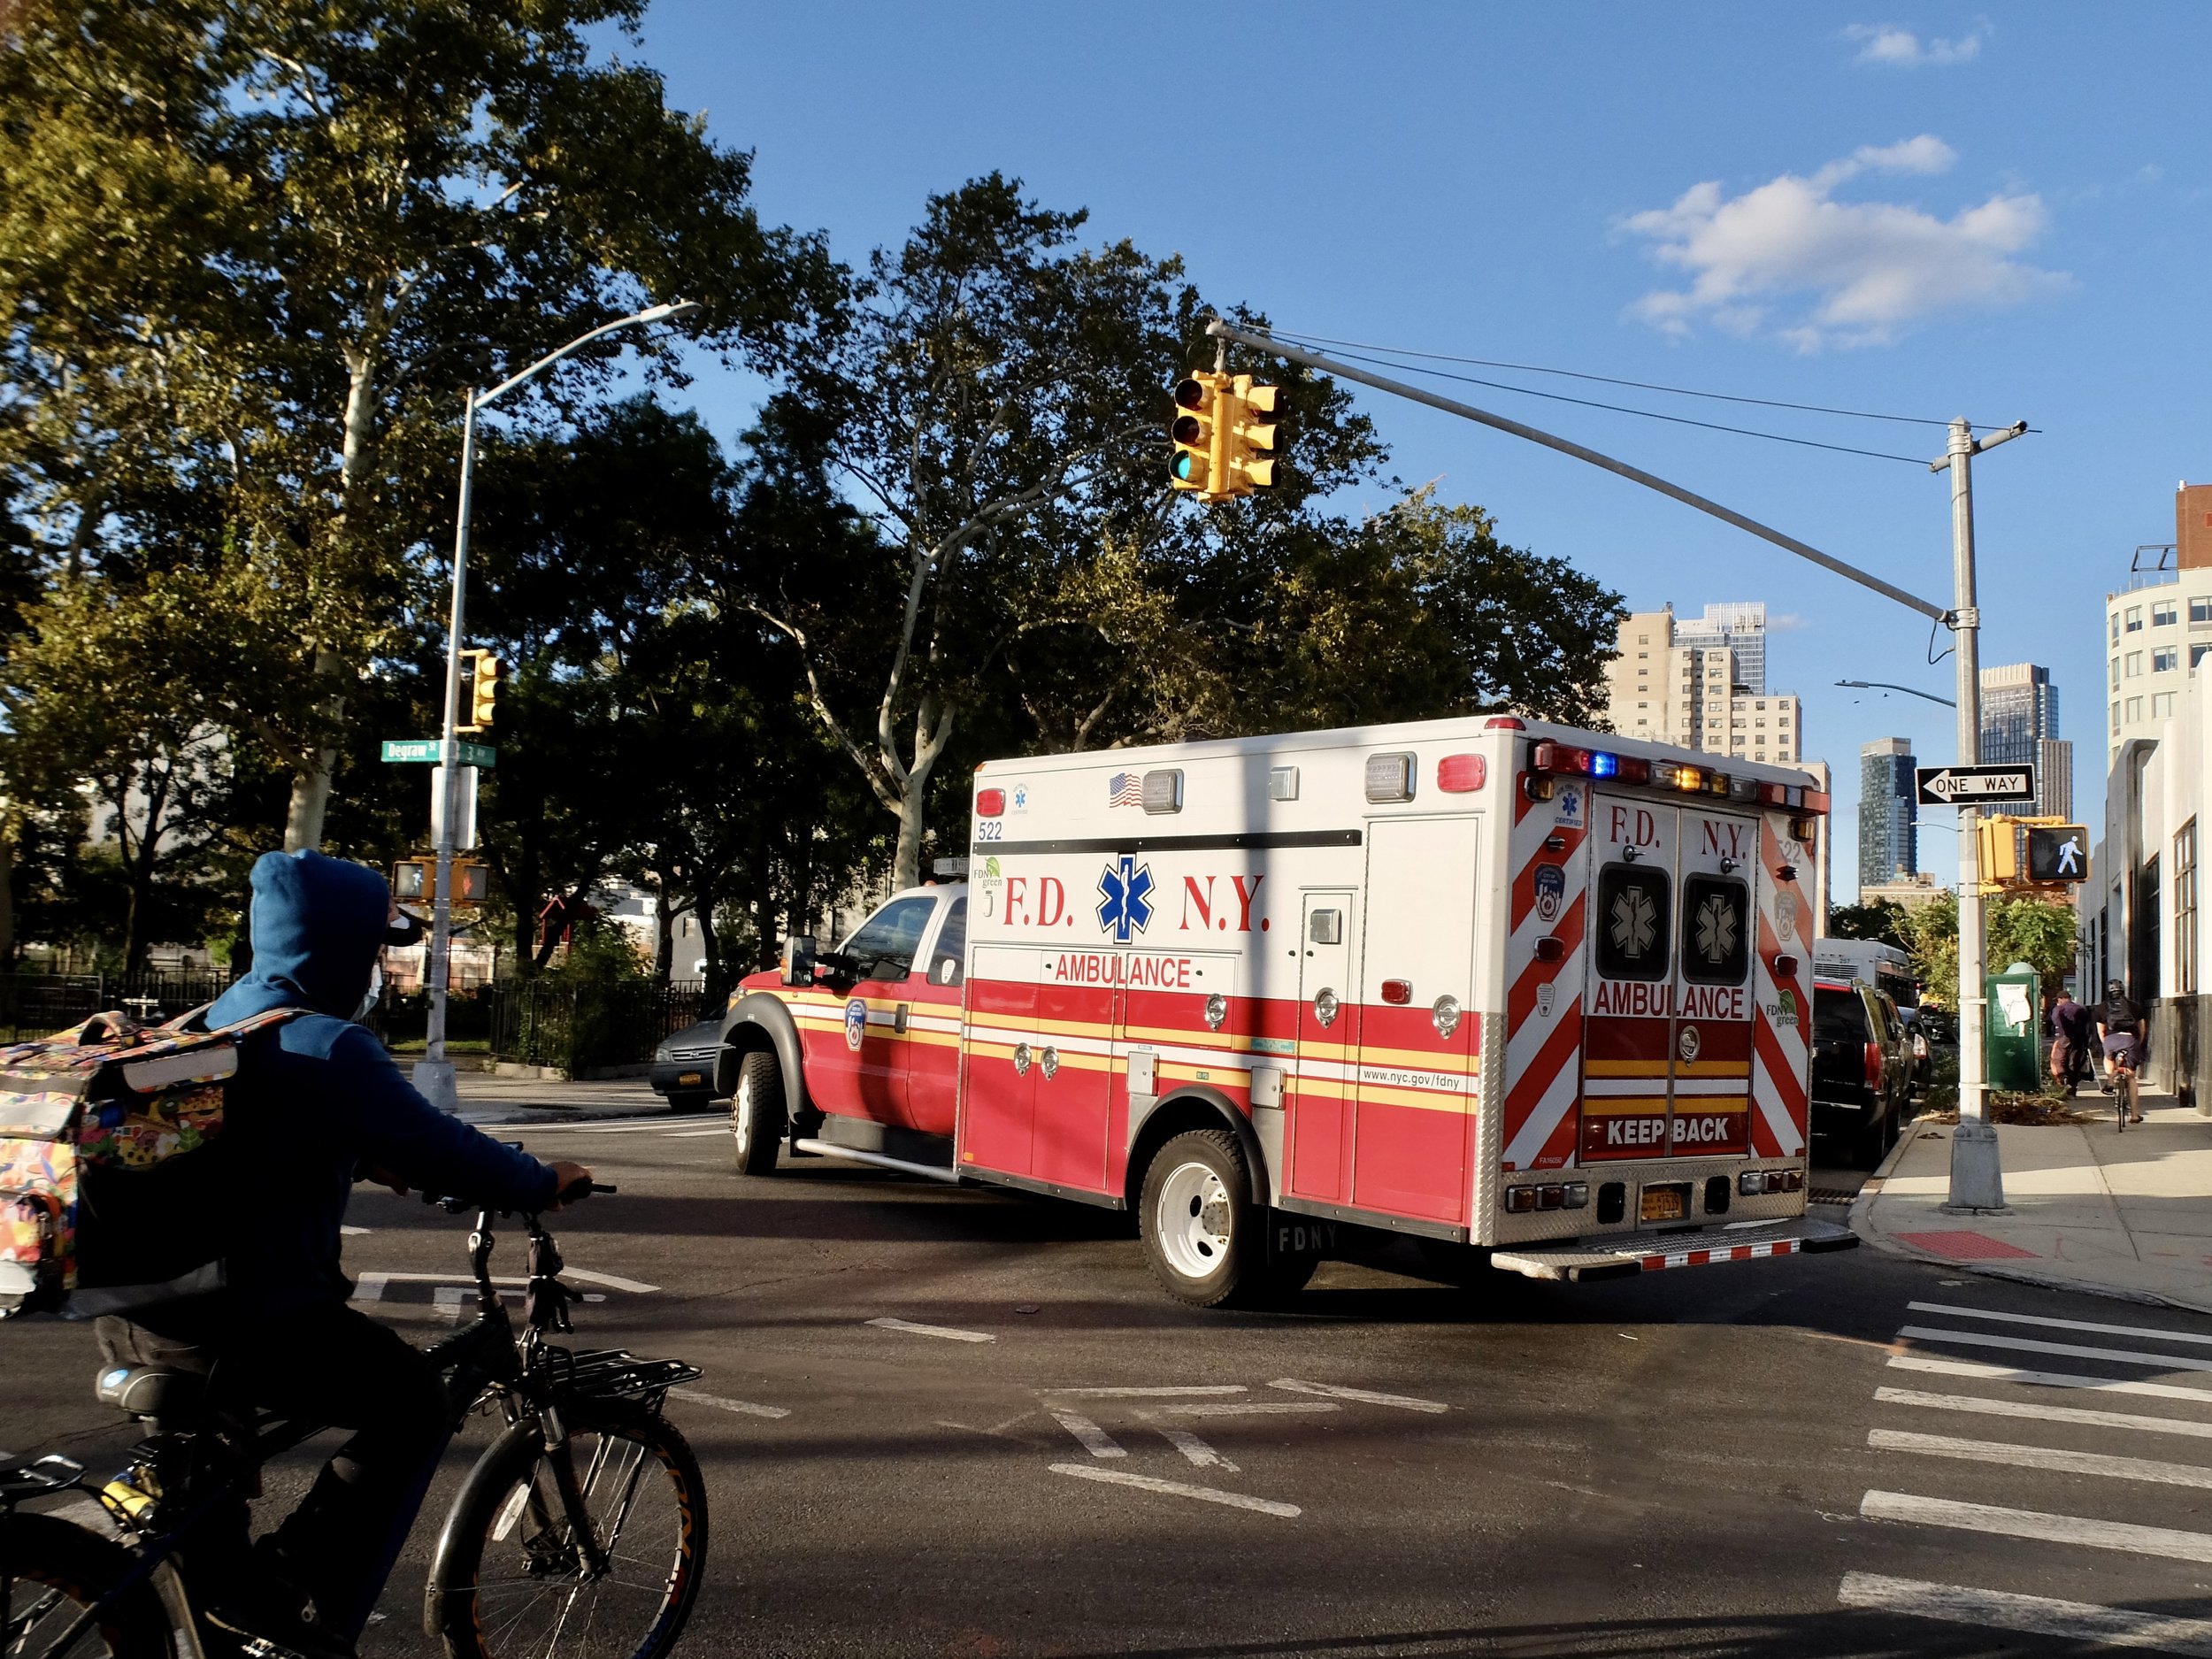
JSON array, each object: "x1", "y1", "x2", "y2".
[{"x1": 1669, "y1": 806, "x2": 1757, "y2": 1158}]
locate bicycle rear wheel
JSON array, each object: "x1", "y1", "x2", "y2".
[
  {"x1": 1, "y1": 1511, "x2": 177, "y2": 1657},
  {"x1": 428, "y1": 1401, "x2": 707, "y2": 1659}
]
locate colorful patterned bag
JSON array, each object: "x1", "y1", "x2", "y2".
[{"x1": 0, "y1": 1006, "x2": 299, "y2": 1318}]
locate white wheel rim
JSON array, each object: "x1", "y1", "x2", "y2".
[
  {"x1": 1155, "y1": 1158, "x2": 1234, "y2": 1282},
  {"x1": 733, "y1": 1070, "x2": 753, "y2": 1157}
]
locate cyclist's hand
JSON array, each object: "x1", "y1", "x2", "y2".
[
  {"x1": 363, "y1": 1163, "x2": 409, "y2": 1198},
  {"x1": 548, "y1": 1161, "x2": 595, "y2": 1209}
]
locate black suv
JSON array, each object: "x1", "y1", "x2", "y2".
[{"x1": 1812, "y1": 979, "x2": 1914, "y2": 1166}]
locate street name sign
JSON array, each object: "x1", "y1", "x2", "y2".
[
  {"x1": 1916, "y1": 764, "x2": 2035, "y2": 806},
  {"x1": 381, "y1": 738, "x2": 496, "y2": 768}
]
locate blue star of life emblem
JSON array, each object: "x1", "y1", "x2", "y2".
[{"x1": 1096, "y1": 855, "x2": 1155, "y2": 944}]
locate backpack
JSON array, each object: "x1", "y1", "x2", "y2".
[{"x1": 0, "y1": 1005, "x2": 299, "y2": 1319}]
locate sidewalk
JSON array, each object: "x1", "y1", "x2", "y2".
[
  {"x1": 1852, "y1": 1088, "x2": 2212, "y2": 1315},
  {"x1": 449, "y1": 1071, "x2": 674, "y2": 1126}
]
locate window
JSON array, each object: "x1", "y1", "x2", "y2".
[
  {"x1": 2127, "y1": 696, "x2": 2144, "y2": 722},
  {"x1": 836, "y1": 895, "x2": 937, "y2": 982},
  {"x1": 2126, "y1": 651, "x2": 2144, "y2": 677},
  {"x1": 2112, "y1": 657, "x2": 2123, "y2": 690},
  {"x1": 2111, "y1": 701, "x2": 2122, "y2": 733},
  {"x1": 2177, "y1": 822, "x2": 2199, "y2": 997},
  {"x1": 2154, "y1": 601, "x2": 2179, "y2": 626},
  {"x1": 1638, "y1": 651, "x2": 1649, "y2": 659},
  {"x1": 1755, "y1": 718, "x2": 1767, "y2": 727},
  {"x1": 1755, "y1": 701, "x2": 1768, "y2": 710},
  {"x1": 2193, "y1": 643, "x2": 2212, "y2": 670},
  {"x1": 2126, "y1": 606, "x2": 2144, "y2": 632},
  {"x1": 1638, "y1": 635, "x2": 1648, "y2": 645},
  {"x1": 2194, "y1": 596, "x2": 2212, "y2": 625},
  {"x1": 2111, "y1": 613, "x2": 2122, "y2": 643},
  {"x1": 1681, "y1": 877, "x2": 1750, "y2": 985},
  {"x1": 2155, "y1": 648, "x2": 2179, "y2": 672},
  {"x1": 926, "y1": 896, "x2": 968, "y2": 987},
  {"x1": 2154, "y1": 692, "x2": 2176, "y2": 718},
  {"x1": 1594, "y1": 864, "x2": 1671, "y2": 983}
]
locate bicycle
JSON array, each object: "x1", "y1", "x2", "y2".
[
  {"x1": 2109, "y1": 1051, "x2": 2139, "y2": 1133},
  {"x1": 2, "y1": 1181, "x2": 709, "y2": 1659}
]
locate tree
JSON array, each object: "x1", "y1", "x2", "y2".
[
  {"x1": 1828, "y1": 897, "x2": 1912, "y2": 950},
  {"x1": 1991, "y1": 894, "x2": 2079, "y2": 997},
  {"x1": 0, "y1": 0, "x2": 832, "y2": 851}
]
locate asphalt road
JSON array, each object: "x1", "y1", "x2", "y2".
[{"x1": 7, "y1": 1112, "x2": 2209, "y2": 1659}]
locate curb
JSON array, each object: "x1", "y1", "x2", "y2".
[{"x1": 1848, "y1": 1116, "x2": 2212, "y2": 1317}]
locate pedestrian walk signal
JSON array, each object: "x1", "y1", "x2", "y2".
[
  {"x1": 393, "y1": 856, "x2": 489, "y2": 905},
  {"x1": 2026, "y1": 825, "x2": 2090, "y2": 883}
]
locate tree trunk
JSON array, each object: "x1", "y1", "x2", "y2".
[
  {"x1": 282, "y1": 647, "x2": 348, "y2": 852},
  {"x1": 0, "y1": 808, "x2": 17, "y2": 967},
  {"x1": 652, "y1": 884, "x2": 674, "y2": 980}
]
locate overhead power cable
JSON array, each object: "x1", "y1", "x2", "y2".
[
  {"x1": 1268, "y1": 328, "x2": 2022, "y2": 434},
  {"x1": 1271, "y1": 340, "x2": 1928, "y2": 465}
]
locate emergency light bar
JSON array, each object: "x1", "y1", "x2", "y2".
[{"x1": 1529, "y1": 742, "x2": 1828, "y2": 814}]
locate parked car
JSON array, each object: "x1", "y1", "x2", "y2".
[
  {"x1": 650, "y1": 1018, "x2": 723, "y2": 1112},
  {"x1": 1894, "y1": 1005, "x2": 1935, "y2": 1096},
  {"x1": 1811, "y1": 979, "x2": 1914, "y2": 1166}
]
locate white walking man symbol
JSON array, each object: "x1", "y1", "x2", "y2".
[{"x1": 2056, "y1": 833, "x2": 2084, "y2": 877}]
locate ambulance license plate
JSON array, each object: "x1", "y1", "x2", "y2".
[
  {"x1": 1639, "y1": 1183, "x2": 1689, "y2": 1224},
  {"x1": 678, "y1": 1071, "x2": 703, "y2": 1087}
]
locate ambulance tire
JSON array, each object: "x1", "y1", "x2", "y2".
[
  {"x1": 1140, "y1": 1129, "x2": 1278, "y2": 1309},
  {"x1": 731, "y1": 1049, "x2": 787, "y2": 1177}
]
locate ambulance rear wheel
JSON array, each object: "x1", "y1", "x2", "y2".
[
  {"x1": 1141, "y1": 1129, "x2": 1265, "y2": 1308},
  {"x1": 731, "y1": 1050, "x2": 787, "y2": 1177}
]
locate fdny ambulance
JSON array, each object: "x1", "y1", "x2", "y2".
[{"x1": 716, "y1": 714, "x2": 1855, "y2": 1307}]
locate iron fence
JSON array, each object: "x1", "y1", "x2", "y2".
[
  {"x1": 488, "y1": 979, "x2": 715, "y2": 1075},
  {"x1": 0, "y1": 972, "x2": 240, "y2": 1042}
]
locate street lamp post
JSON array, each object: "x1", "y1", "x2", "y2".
[
  {"x1": 411, "y1": 300, "x2": 699, "y2": 1113},
  {"x1": 1834, "y1": 679, "x2": 1958, "y2": 710}
]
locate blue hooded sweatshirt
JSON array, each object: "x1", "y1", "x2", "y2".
[{"x1": 179, "y1": 850, "x2": 557, "y2": 1323}]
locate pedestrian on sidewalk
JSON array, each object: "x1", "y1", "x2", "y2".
[
  {"x1": 2049, "y1": 985, "x2": 2093, "y2": 1094},
  {"x1": 2096, "y1": 979, "x2": 2147, "y2": 1123}
]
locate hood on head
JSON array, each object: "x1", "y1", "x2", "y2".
[{"x1": 240, "y1": 849, "x2": 393, "y2": 1018}]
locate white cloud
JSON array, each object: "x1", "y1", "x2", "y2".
[
  {"x1": 1845, "y1": 23, "x2": 1987, "y2": 66},
  {"x1": 1620, "y1": 136, "x2": 2066, "y2": 349}
]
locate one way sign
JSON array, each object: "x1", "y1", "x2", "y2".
[{"x1": 1916, "y1": 764, "x2": 2038, "y2": 806}]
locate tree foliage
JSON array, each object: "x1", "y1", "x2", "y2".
[{"x1": 1894, "y1": 890, "x2": 2078, "y2": 1009}]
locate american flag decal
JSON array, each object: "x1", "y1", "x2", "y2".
[{"x1": 1108, "y1": 772, "x2": 1143, "y2": 808}]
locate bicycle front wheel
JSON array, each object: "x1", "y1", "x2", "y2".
[
  {"x1": 428, "y1": 1401, "x2": 708, "y2": 1659},
  {"x1": 1, "y1": 1510, "x2": 177, "y2": 1657}
]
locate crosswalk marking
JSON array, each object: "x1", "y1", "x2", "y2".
[
  {"x1": 1869, "y1": 1426, "x2": 2212, "y2": 1489},
  {"x1": 1876, "y1": 1385, "x2": 2212, "y2": 1441},
  {"x1": 1268, "y1": 1378, "x2": 1449, "y2": 1413},
  {"x1": 1889, "y1": 1352, "x2": 2212, "y2": 1404},
  {"x1": 1157, "y1": 1427, "x2": 1237, "y2": 1471},
  {"x1": 1861, "y1": 1490, "x2": 2212, "y2": 1563},
  {"x1": 1050, "y1": 1410, "x2": 1125, "y2": 1459},
  {"x1": 1899, "y1": 1324, "x2": 2212, "y2": 1376},
  {"x1": 1838, "y1": 1572, "x2": 2212, "y2": 1656},
  {"x1": 1907, "y1": 1301, "x2": 2212, "y2": 1351},
  {"x1": 1049, "y1": 1463, "x2": 1300, "y2": 1518}
]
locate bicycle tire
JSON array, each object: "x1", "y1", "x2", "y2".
[
  {"x1": 426, "y1": 1399, "x2": 708, "y2": 1659},
  {"x1": 0, "y1": 1510, "x2": 177, "y2": 1658}
]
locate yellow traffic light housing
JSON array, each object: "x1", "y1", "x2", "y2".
[
  {"x1": 1171, "y1": 372, "x2": 1227, "y2": 496},
  {"x1": 1226, "y1": 376, "x2": 1279, "y2": 492},
  {"x1": 1977, "y1": 816, "x2": 2021, "y2": 884},
  {"x1": 459, "y1": 650, "x2": 503, "y2": 733}
]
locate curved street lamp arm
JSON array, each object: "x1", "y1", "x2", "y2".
[
  {"x1": 480, "y1": 299, "x2": 701, "y2": 409},
  {"x1": 1835, "y1": 678, "x2": 1958, "y2": 710}
]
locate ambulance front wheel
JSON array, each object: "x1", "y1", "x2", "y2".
[
  {"x1": 730, "y1": 1049, "x2": 787, "y2": 1177},
  {"x1": 1140, "y1": 1129, "x2": 1279, "y2": 1309}
]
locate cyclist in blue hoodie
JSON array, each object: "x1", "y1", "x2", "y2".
[{"x1": 95, "y1": 849, "x2": 590, "y2": 1656}]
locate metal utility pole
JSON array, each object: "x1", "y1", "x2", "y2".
[
  {"x1": 1933, "y1": 416, "x2": 2028, "y2": 1211},
  {"x1": 412, "y1": 300, "x2": 699, "y2": 1113}
]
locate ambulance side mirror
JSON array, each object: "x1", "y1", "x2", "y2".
[{"x1": 781, "y1": 934, "x2": 818, "y2": 987}]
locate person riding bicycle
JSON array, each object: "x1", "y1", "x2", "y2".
[
  {"x1": 94, "y1": 849, "x2": 592, "y2": 1657},
  {"x1": 2096, "y1": 978, "x2": 2147, "y2": 1123},
  {"x1": 2048, "y1": 986, "x2": 2093, "y2": 1094}
]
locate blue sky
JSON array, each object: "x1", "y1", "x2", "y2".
[{"x1": 619, "y1": 2, "x2": 2209, "y2": 897}]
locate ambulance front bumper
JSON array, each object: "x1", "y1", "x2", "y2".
[{"x1": 1487, "y1": 1216, "x2": 1857, "y2": 1282}]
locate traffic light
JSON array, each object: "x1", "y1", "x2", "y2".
[
  {"x1": 1976, "y1": 816, "x2": 2021, "y2": 883},
  {"x1": 1225, "y1": 376, "x2": 1279, "y2": 493},
  {"x1": 2027, "y1": 825, "x2": 2091, "y2": 883},
  {"x1": 1171, "y1": 371, "x2": 1228, "y2": 496},
  {"x1": 459, "y1": 649, "x2": 502, "y2": 733}
]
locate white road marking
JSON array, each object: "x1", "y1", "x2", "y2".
[
  {"x1": 1899, "y1": 1325, "x2": 2212, "y2": 1375},
  {"x1": 1861, "y1": 1490, "x2": 2212, "y2": 1563},
  {"x1": 1875, "y1": 1386, "x2": 2212, "y2": 1441},
  {"x1": 1838, "y1": 1571, "x2": 2212, "y2": 1656},
  {"x1": 340, "y1": 1225, "x2": 369, "y2": 1235},
  {"x1": 1868, "y1": 1427, "x2": 2212, "y2": 1489},
  {"x1": 1155, "y1": 1402, "x2": 1341, "y2": 1417},
  {"x1": 432, "y1": 1285, "x2": 478, "y2": 1322},
  {"x1": 1907, "y1": 1301, "x2": 2212, "y2": 1350},
  {"x1": 663, "y1": 1129, "x2": 728, "y2": 1137},
  {"x1": 1270, "y1": 1378, "x2": 1449, "y2": 1414},
  {"x1": 670, "y1": 1389, "x2": 790, "y2": 1420},
  {"x1": 563, "y1": 1119, "x2": 702, "y2": 1135},
  {"x1": 1048, "y1": 1463, "x2": 1299, "y2": 1518},
  {"x1": 865, "y1": 1317, "x2": 994, "y2": 1343},
  {"x1": 351, "y1": 1265, "x2": 659, "y2": 1302},
  {"x1": 1049, "y1": 1411, "x2": 1125, "y2": 1459},
  {"x1": 1156, "y1": 1428, "x2": 1237, "y2": 1471},
  {"x1": 1889, "y1": 1353, "x2": 2212, "y2": 1405},
  {"x1": 1039, "y1": 1386, "x2": 1248, "y2": 1398}
]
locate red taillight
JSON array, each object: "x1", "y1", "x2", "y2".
[
  {"x1": 1532, "y1": 741, "x2": 1593, "y2": 774},
  {"x1": 975, "y1": 788, "x2": 1006, "y2": 818},
  {"x1": 1484, "y1": 716, "x2": 1526, "y2": 731},
  {"x1": 1380, "y1": 979, "x2": 1412, "y2": 1004},
  {"x1": 1437, "y1": 754, "x2": 1486, "y2": 793},
  {"x1": 1863, "y1": 1041, "x2": 1884, "y2": 1091}
]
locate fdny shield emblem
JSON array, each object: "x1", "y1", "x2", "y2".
[
  {"x1": 1533, "y1": 864, "x2": 1564, "y2": 924},
  {"x1": 843, "y1": 997, "x2": 868, "y2": 1052}
]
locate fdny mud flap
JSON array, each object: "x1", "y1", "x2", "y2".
[{"x1": 1487, "y1": 1216, "x2": 1857, "y2": 1282}]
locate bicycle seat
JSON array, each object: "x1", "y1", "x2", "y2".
[{"x1": 95, "y1": 1363, "x2": 206, "y2": 1424}]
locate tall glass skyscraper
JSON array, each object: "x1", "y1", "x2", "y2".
[
  {"x1": 1859, "y1": 737, "x2": 1916, "y2": 891},
  {"x1": 1980, "y1": 662, "x2": 2070, "y2": 818},
  {"x1": 1673, "y1": 601, "x2": 1768, "y2": 695}
]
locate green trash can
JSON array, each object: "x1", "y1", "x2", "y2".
[{"x1": 1985, "y1": 961, "x2": 2042, "y2": 1094}]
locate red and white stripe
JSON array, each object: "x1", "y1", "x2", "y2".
[
  {"x1": 1501, "y1": 774, "x2": 1586, "y2": 1171},
  {"x1": 1747, "y1": 811, "x2": 1812, "y2": 1158},
  {"x1": 1639, "y1": 1238, "x2": 1803, "y2": 1271}
]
